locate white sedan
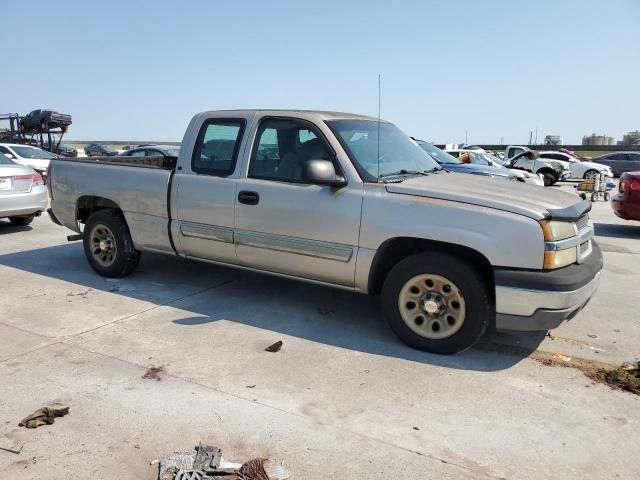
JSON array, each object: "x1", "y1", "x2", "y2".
[
  {"x1": 0, "y1": 153, "x2": 48, "y2": 225},
  {"x1": 0, "y1": 143, "x2": 57, "y2": 180},
  {"x1": 538, "y1": 151, "x2": 612, "y2": 180}
]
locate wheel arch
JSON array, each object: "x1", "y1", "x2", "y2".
[
  {"x1": 367, "y1": 237, "x2": 495, "y2": 298},
  {"x1": 76, "y1": 195, "x2": 123, "y2": 224}
]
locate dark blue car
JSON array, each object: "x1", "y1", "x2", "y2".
[{"x1": 415, "y1": 141, "x2": 516, "y2": 180}]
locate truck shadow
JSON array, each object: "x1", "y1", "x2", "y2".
[
  {"x1": 0, "y1": 242, "x2": 543, "y2": 372},
  {"x1": 594, "y1": 222, "x2": 640, "y2": 239}
]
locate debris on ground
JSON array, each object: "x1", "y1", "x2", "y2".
[
  {"x1": 265, "y1": 341, "x2": 283, "y2": 353},
  {"x1": 533, "y1": 352, "x2": 640, "y2": 396},
  {"x1": 19, "y1": 405, "x2": 69, "y2": 428},
  {"x1": 158, "y1": 444, "x2": 287, "y2": 480},
  {"x1": 621, "y1": 361, "x2": 640, "y2": 378},
  {"x1": 584, "y1": 367, "x2": 640, "y2": 395},
  {"x1": 552, "y1": 353, "x2": 571, "y2": 363},
  {"x1": 0, "y1": 443, "x2": 24, "y2": 454},
  {"x1": 143, "y1": 366, "x2": 165, "y2": 381}
]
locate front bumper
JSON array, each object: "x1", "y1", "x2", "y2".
[
  {"x1": 494, "y1": 242, "x2": 603, "y2": 332},
  {"x1": 612, "y1": 193, "x2": 640, "y2": 221}
]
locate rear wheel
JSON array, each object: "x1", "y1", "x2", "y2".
[
  {"x1": 83, "y1": 209, "x2": 140, "y2": 277},
  {"x1": 381, "y1": 252, "x2": 491, "y2": 354},
  {"x1": 9, "y1": 215, "x2": 34, "y2": 226}
]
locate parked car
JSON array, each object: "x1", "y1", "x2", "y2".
[
  {"x1": 611, "y1": 172, "x2": 640, "y2": 221},
  {"x1": 590, "y1": 152, "x2": 640, "y2": 177},
  {"x1": 558, "y1": 148, "x2": 590, "y2": 161},
  {"x1": 416, "y1": 141, "x2": 519, "y2": 181},
  {"x1": 538, "y1": 151, "x2": 612, "y2": 181},
  {"x1": 118, "y1": 145, "x2": 180, "y2": 158},
  {"x1": 121, "y1": 145, "x2": 135, "y2": 151},
  {"x1": 446, "y1": 149, "x2": 544, "y2": 186},
  {"x1": 0, "y1": 143, "x2": 57, "y2": 180},
  {"x1": 0, "y1": 152, "x2": 47, "y2": 225},
  {"x1": 84, "y1": 144, "x2": 118, "y2": 157},
  {"x1": 43, "y1": 142, "x2": 78, "y2": 157},
  {"x1": 20, "y1": 109, "x2": 72, "y2": 132},
  {"x1": 48, "y1": 109, "x2": 602, "y2": 354},
  {"x1": 504, "y1": 146, "x2": 569, "y2": 186}
]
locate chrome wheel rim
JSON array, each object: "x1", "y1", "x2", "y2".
[
  {"x1": 398, "y1": 274, "x2": 466, "y2": 340},
  {"x1": 90, "y1": 224, "x2": 117, "y2": 267},
  {"x1": 585, "y1": 171, "x2": 598, "y2": 181}
]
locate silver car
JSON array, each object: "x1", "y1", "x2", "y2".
[{"x1": 0, "y1": 153, "x2": 48, "y2": 225}]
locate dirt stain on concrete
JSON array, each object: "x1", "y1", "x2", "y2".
[{"x1": 142, "y1": 366, "x2": 164, "y2": 381}]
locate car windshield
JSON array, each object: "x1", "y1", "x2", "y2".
[
  {"x1": 10, "y1": 146, "x2": 56, "y2": 159},
  {"x1": 417, "y1": 142, "x2": 462, "y2": 164},
  {"x1": 327, "y1": 120, "x2": 441, "y2": 181},
  {"x1": 0, "y1": 152, "x2": 15, "y2": 165}
]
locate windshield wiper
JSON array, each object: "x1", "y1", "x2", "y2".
[{"x1": 379, "y1": 169, "x2": 430, "y2": 178}]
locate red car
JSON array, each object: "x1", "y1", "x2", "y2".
[{"x1": 612, "y1": 172, "x2": 640, "y2": 220}]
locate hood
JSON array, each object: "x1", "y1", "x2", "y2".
[
  {"x1": 385, "y1": 172, "x2": 590, "y2": 221},
  {"x1": 440, "y1": 163, "x2": 513, "y2": 178}
]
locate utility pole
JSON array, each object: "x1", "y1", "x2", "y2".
[
  {"x1": 529, "y1": 130, "x2": 533, "y2": 145},
  {"x1": 465, "y1": 130, "x2": 468, "y2": 144},
  {"x1": 534, "y1": 126, "x2": 538, "y2": 145}
]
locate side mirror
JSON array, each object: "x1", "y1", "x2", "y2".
[{"x1": 302, "y1": 159, "x2": 347, "y2": 187}]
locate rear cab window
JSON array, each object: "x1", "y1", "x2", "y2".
[{"x1": 192, "y1": 119, "x2": 246, "y2": 176}]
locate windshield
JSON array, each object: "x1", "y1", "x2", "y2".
[
  {"x1": 327, "y1": 120, "x2": 441, "y2": 181},
  {"x1": 417, "y1": 142, "x2": 461, "y2": 165},
  {"x1": 0, "y1": 152, "x2": 15, "y2": 165},
  {"x1": 10, "y1": 146, "x2": 56, "y2": 159}
]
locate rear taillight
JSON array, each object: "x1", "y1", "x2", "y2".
[
  {"x1": 15, "y1": 174, "x2": 44, "y2": 185},
  {"x1": 46, "y1": 163, "x2": 53, "y2": 197},
  {"x1": 620, "y1": 180, "x2": 640, "y2": 193}
]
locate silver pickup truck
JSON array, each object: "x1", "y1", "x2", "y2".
[{"x1": 48, "y1": 110, "x2": 603, "y2": 354}]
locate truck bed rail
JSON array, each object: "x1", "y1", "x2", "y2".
[{"x1": 52, "y1": 155, "x2": 177, "y2": 170}]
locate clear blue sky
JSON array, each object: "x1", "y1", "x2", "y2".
[{"x1": 2, "y1": 0, "x2": 638, "y2": 144}]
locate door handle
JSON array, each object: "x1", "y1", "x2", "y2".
[{"x1": 238, "y1": 190, "x2": 260, "y2": 205}]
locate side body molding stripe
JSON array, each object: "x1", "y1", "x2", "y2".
[
  {"x1": 179, "y1": 222, "x2": 354, "y2": 263},
  {"x1": 235, "y1": 230, "x2": 353, "y2": 263},
  {"x1": 179, "y1": 222, "x2": 234, "y2": 244}
]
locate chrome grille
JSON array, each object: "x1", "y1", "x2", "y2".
[{"x1": 576, "y1": 214, "x2": 589, "y2": 231}]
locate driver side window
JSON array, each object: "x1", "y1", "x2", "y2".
[{"x1": 249, "y1": 118, "x2": 332, "y2": 183}]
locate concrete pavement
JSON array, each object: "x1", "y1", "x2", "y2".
[{"x1": 1, "y1": 184, "x2": 639, "y2": 479}]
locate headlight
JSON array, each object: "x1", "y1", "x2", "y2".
[
  {"x1": 539, "y1": 219, "x2": 579, "y2": 269},
  {"x1": 539, "y1": 219, "x2": 577, "y2": 241},
  {"x1": 543, "y1": 247, "x2": 578, "y2": 269}
]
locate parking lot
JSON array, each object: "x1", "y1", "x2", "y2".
[{"x1": 0, "y1": 180, "x2": 639, "y2": 479}]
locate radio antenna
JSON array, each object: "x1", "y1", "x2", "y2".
[{"x1": 377, "y1": 73, "x2": 381, "y2": 180}]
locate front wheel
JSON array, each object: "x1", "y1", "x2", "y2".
[
  {"x1": 83, "y1": 209, "x2": 141, "y2": 277},
  {"x1": 381, "y1": 252, "x2": 491, "y2": 354},
  {"x1": 9, "y1": 215, "x2": 34, "y2": 226},
  {"x1": 584, "y1": 169, "x2": 599, "y2": 181},
  {"x1": 541, "y1": 172, "x2": 557, "y2": 186}
]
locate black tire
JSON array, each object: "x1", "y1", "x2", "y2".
[
  {"x1": 604, "y1": 192, "x2": 611, "y2": 201},
  {"x1": 591, "y1": 192, "x2": 598, "y2": 202},
  {"x1": 9, "y1": 215, "x2": 34, "y2": 226},
  {"x1": 83, "y1": 209, "x2": 140, "y2": 277},
  {"x1": 541, "y1": 171, "x2": 557, "y2": 186},
  {"x1": 40, "y1": 120, "x2": 47, "y2": 131},
  {"x1": 381, "y1": 252, "x2": 491, "y2": 354}
]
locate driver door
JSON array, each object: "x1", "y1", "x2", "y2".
[{"x1": 234, "y1": 117, "x2": 363, "y2": 287}]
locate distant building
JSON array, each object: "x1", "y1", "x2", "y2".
[
  {"x1": 623, "y1": 130, "x2": 640, "y2": 146},
  {"x1": 544, "y1": 135, "x2": 561, "y2": 145},
  {"x1": 582, "y1": 133, "x2": 615, "y2": 146}
]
